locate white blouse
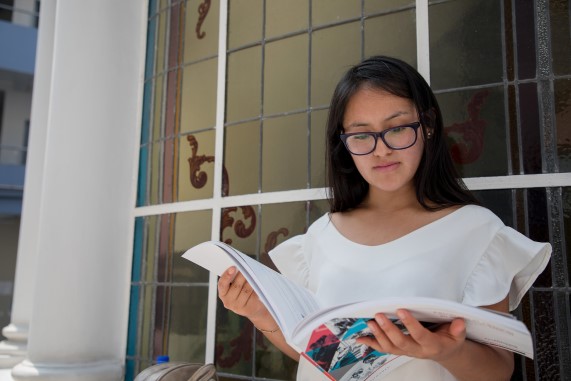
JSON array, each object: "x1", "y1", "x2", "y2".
[{"x1": 269, "y1": 205, "x2": 552, "y2": 381}]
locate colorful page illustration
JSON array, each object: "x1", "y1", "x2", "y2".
[{"x1": 304, "y1": 318, "x2": 392, "y2": 380}]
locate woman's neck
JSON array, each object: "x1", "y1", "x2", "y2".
[{"x1": 360, "y1": 184, "x2": 421, "y2": 214}]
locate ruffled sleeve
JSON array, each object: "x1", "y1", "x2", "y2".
[
  {"x1": 462, "y1": 226, "x2": 552, "y2": 311},
  {"x1": 269, "y1": 234, "x2": 310, "y2": 289}
]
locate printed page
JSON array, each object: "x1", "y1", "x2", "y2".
[
  {"x1": 301, "y1": 316, "x2": 414, "y2": 380},
  {"x1": 182, "y1": 241, "x2": 321, "y2": 347},
  {"x1": 292, "y1": 296, "x2": 533, "y2": 359}
]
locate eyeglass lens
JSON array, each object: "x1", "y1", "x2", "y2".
[{"x1": 344, "y1": 125, "x2": 417, "y2": 154}]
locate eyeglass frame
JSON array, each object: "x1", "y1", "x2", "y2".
[{"x1": 339, "y1": 121, "x2": 422, "y2": 155}]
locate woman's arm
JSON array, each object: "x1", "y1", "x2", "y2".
[
  {"x1": 218, "y1": 266, "x2": 300, "y2": 361},
  {"x1": 357, "y1": 296, "x2": 514, "y2": 381}
]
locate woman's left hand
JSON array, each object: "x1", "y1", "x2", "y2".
[{"x1": 356, "y1": 309, "x2": 467, "y2": 362}]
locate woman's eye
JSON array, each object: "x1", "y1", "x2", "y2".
[
  {"x1": 352, "y1": 134, "x2": 371, "y2": 140},
  {"x1": 389, "y1": 127, "x2": 405, "y2": 133}
]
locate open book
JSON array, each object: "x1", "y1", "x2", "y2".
[{"x1": 182, "y1": 241, "x2": 534, "y2": 380}]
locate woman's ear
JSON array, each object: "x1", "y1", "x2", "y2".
[{"x1": 421, "y1": 108, "x2": 436, "y2": 138}]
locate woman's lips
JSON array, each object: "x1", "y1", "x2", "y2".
[{"x1": 373, "y1": 162, "x2": 399, "y2": 171}]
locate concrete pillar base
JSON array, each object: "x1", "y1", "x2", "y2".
[
  {"x1": 11, "y1": 361, "x2": 123, "y2": 381},
  {"x1": 0, "y1": 323, "x2": 28, "y2": 368},
  {"x1": 0, "y1": 368, "x2": 15, "y2": 381}
]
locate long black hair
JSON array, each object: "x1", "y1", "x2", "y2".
[{"x1": 326, "y1": 55, "x2": 479, "y2": 212}]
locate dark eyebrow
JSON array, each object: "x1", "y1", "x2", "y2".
[
  {"x1": 345, "y1": 111, "x2": 412, "y2": 129},
  {"x1": 384, "y1": 111, "x2": 410, "y2": 121}
]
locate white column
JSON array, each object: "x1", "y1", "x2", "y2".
[
  {"x1": 0, "y1": 0, "x2": 55, "y2": 376},
  {"x1": 6, "y1": 0, "x2": 146, "y2": 380}
]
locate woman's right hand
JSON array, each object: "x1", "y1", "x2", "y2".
[
  {"x1": 218, "y1": 266, "x2": 271, "y2": 323},
  {"x1": 218, "y1": 266, "x2": 300, "y2": 361}
]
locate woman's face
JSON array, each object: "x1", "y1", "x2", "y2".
[{"x1": 342, "y1": 86, "x2": 424, "y2": 195}]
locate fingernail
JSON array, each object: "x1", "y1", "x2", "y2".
[
  {"x1": 375, "y1": 314, "x2": 385, "y2": 327},
  {"x1": 397, "y1": 310, "x2": 406, "y2": 320},
  {"x1": 367, "y1": 321, "x2": 377, "y2": 334},
  {"x1": 228, "y1": 267, "x2": 235, "y2": 275}
]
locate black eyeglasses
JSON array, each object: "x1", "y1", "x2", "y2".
[{"x1": 340, "y1": 122, "x2": 421, "y2": 155}]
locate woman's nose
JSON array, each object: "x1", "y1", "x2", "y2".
[{"x1": 372, "y1": 137, "x2": 393, "y2": 156}]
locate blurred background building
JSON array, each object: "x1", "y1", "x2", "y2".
[
  {"x1": 0, "y1": 0, "x2": 38, "y2": 346},
  {"x1": 0, "y1": 1, "x2": 570, "y2": 381}
]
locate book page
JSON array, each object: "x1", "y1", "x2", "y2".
[
  {"x1": 182, "y1": 241, "x2": 321, "y2": 344},
  {"x1": 291, "y1": 296, "x2": 533, "y2": 359}
]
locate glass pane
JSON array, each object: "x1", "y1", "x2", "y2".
[
  {"x1": 471, "y1": 189, "x2": 513, "y2": 227},
  {"x1": 513, "y1": 0, "x2": 536, "y2": 80},
  {"x1": 138, "y1": 145, "x2": 149, "y2": 206},
  {"x1": 312, "y1": 0, "x2": 360, "y2": 26},
  {"x1": 564, "y1": 187, "x2": 571, "y2": 284},
  {"x1": 310, "y1": 109, "x2": 327, "y2": 188},
  {"x1": 311, "y1": 22, "x2": 361, "y2": 107},
  {"x1": 264, "y1": 34, "x2": 309, "y2": 115},
  {"x1": 224, "y1": 121, "x2": 261, "y2": 196},
  {"x1": 148, "y1": 0, "x2": 158, "y2": 17},
  {"x1": 178, "y1": 130, "x2": 216, "y2": 201},
  {"x1": 167, "y1": 286, "x2": 209, "y2": 363},
  {"x1": 167, "y1": 3, "x2": 183, "y2": 71},
  {"x1": 256, "y1": 334, "x2": 297, "y2": 379},
  {"x1": 265, "y1": 0, "x2": 308, "y2": 39},
  {"x1": 150, "y1": 141, "x2": 162, "y2": 205},
  {"x1": 152, "y1": 74, "x2": 165, "y2": 142},
  {"x1": 141, "y1": 284, "x2": 154, "y2": 361},
  {"x1": 144, "y1": 215, "x2": 159, "y2": 283},
  {"x1": 532, "y1": 291, "x2": 559, "y2": 379},
  {"x1": 506, "y1": 85, "x2": 520, "y2": 174},
  {"x1": 309, "y1": 199, "x2": 330, "y2": 225},
  {"x1": 364, "y1": 10, "x2": 417, "y2": 68},
  {"x1": 141, "y1": 82, "x2": 153, "y2": 145},
  {"x1": 226, "y1": 46, "x2": 262, "y2": 123},
  {"x1": 215, "y1": 301, "x2": 254, "y2": 376},
  {"x1": 156, "y1": 10, "x2": 168, "y2": 75},
  {"x1": 153, "y1": 285, "x2": 169, "y2": 358},
  {"x1": 173, "y1": 210, "x2": 212, "y2": 283},
  {"x1": 555, "y1": 79, "x2": 571, "y2": 173},
  {"x1": 550, "y1": 1, "x2": 571, "y2": 76},
  {"x1": 437, "y1": 87, "x2": 508, "y2": 177},
  {"x1": 180, "y1": 58, "x2": 218, "y2": 134},
  {"x1": 184, "y1": 0, "x2": 220, "y2": 62},
  {"x1": 519, "y1": 83, "x2": 542, "y2": 174},
  {"x1": 228, "y1": 0, "x2": 263, "y2": 49},
  {"x1": 365, "y1": 0, "x2": 414, "y2": 14},
  {"x1": 262, "y1": 114, "x2": 308, "y2": 192},
  {"x1": 260, "y1": 202, "x2": 310, "y2": 266},
  {"x1": 145, "y1": 15, "x2": 157, "y2": 80},
  {"x1": 429, "y1": 0, "x2": 503, "y2": 90},
  {"x1": 527, "y1": 188, "x2": 552, "y2": 287}
]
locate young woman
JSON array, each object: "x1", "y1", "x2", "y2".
[{"x1": 218, "y1": 56, "x2": 551, "y2": 381}]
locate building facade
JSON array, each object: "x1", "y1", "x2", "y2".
[
  {"x1": 0, "y1": 0, "x2": 38, "y2": 339},
  {"x1": 1, "y1": 0, "x2": 570, "y2": 381}
]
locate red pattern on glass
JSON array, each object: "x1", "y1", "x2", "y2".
[
  {"x1": 215, "y1": 320, "x2": 270, "y2": 367},
  {"x1": 220, "y1": 207, "x2": 257, "y2": 245},
  {"x1": 260, "y1": 228, "x2": 289, "y2": 270},
  {"x1": 187, "y1": 135, "x2": 214, "y2": 188},
  {"x1": 444, "y1": 90, "x2": 490, "y2": 164},
  {"x1": 196, "y1": 0, "x2": 211, "y2": 39}
]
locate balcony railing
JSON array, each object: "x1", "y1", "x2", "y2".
[
  {"x1": 0, "y1": 145, "x2": 27, "y2": 166},
  {"x1": 0, "y1": 1, "x2": 40, "y2": 28}
]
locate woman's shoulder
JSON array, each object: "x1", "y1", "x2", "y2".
[
  {"x1": 306, "y1": 212, "x2": 334, "y2": 235},
  {"x1": 456, "y1": 204, "x2": 504, "y2": 226}
]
